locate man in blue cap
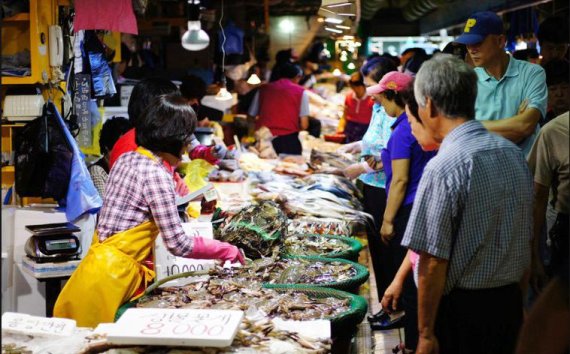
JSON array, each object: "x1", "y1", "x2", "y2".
[{"x1": 455, "y1": 11, "x2": 547, "y2": 156}]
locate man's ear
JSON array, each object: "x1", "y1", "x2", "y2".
[{"x1": 426, "y1": 96, "x2": 438, "y2": 119}]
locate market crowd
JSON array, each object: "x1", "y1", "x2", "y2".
[{"x1": 53, "y1": 8, "x2": 568, "y2": 354}]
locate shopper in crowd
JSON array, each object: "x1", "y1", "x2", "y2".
[
  {"x1": 536, "y1": 16, "x2": 569, "y2": 66},
  {"x1": 374, "y1": 71, "x2": 436, "y2": 351},
  {"x1": 337, "y1": 72, "x2": 375, "y2": 143},
  {"x1": 542, "y1": 59, "x2": 570, "y2": 125},
  {"x1": 377, "y1": 80, "x2": 439, "y2": 353},
  {"x1": 455, "y1": 11, "x2": 548, "y2": 156},
  {"x1": 399, "y1": 48, "x2": 427, "y2": 71},
  {"x1": 361, "y1": 55, "x2": 398, "y2": 86},
  {"x1": 338, "y1": 58, "x2": 398, "y2": 322},
  {"x1": 54, "y1": 94, "x2": 244, "y2": 328},
  {"x1": 527, "y1": 111, "x2": 569, "y2": 293},
  {"x1": 248, "y1": 63, "x2": 309, "y2": 155},
  {"x1": 402, "y1": 54, "x2": 533, "y2": 354},
  {"x1": 88, "y1": 116, "x2": 132, "y2": 197},
  {"x1": 269, "y1": 48, "x2": 298, "y2": 82},
  {"x1": 180, "y1": 74, "x2": 225, "y2": 140}
]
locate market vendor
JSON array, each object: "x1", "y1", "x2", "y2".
[
  {"x1": 247, "y1": 63, "x2": 309, "y2": 155},
  {"x1": 54, "y1": 94, "x2": 244, "y2": 328},
  {"x1": 337, "y1": 72, "x2": 374, "y2": 143}
]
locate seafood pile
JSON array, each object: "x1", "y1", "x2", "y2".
[
  {"x1": 217, "y1": 201, "x2": 288, "y2": 259},
  {"x1": 216, "y1": 257, "x2": 357, "y2": 286},
  {"x1": 283, "y1": 234, "x2": 351, "y2": 256},
  {"x1": 250, "y1": 174, "x2": 371, "y2": 228},
  {"x1": 309, "y1": 149, "x2": 355, "y2": 175},
  {"x1": 137, "y1": 278, "x2": 350, "y2": 321},
  {"x1": 288, "y1": 216, "x2": 351, "y2": 236}
]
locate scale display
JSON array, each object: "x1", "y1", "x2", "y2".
[{"x1": 44, "y1": 238, "x2": 77, "y2": 251}]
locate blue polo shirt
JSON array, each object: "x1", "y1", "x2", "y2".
[
  {"x1": 474, "y1": 55, "x2": 547, "y2": 155},
  {"x1": 381, "y1": 112, "x2": 436, "y2": 207}
]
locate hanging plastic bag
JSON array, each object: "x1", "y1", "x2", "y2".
[{"x1": 178, "y1": 159, "x2": 216, "y2": 192}]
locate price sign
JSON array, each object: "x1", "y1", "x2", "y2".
[
  {"x1": 154, "y1": 222, "x2": 215, "y2": 286},
  {"x1": 1, "y1": 312, "x2": 76, "y2": 337},
  {"x1": 106, "y1": 308, "x2": 243, "y2": 347},
  {"x1": 73, "y1": 74, "x2": 93, "y2": 147}
]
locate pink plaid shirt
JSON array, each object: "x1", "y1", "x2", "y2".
[{"x1": 97, "y1": 151, "x2": 194, "y2": 257}]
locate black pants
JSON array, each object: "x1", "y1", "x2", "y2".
[
  {"x1": 272, "y1": 132, "x2": 302, "y2": 155},
  {"x1": 436, "y1": 283, "x2": 523, "y2": 354},
  {"x1": 378, "y1": 203, "x2": 418, "y2": 350},
  {"x1": 362, "y1": 184, "x2": 386, "y2": 299},
  {"x1": 549, "y1": 212, "x2": 569, "y2": 277},
  {"x1": 308, "y1": 117, "x2": 321, "y2": 138}
]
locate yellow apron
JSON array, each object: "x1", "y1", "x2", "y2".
[{"x1": 54, "y1": 147, "x2": 162, "y2": 328}]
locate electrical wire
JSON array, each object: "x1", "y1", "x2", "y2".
[{"x1": 219, "y1": 0, "x2": 226, "y2": 76}]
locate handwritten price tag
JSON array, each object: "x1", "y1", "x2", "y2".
[
  {"x1": 1, "y1": 312, "x2": 76, "y2": 337},
  {"x1": 154, "y1": 223, "x2": 215, "y2": 286},
  {"x1": 106, "y1": 309, "x2": 243, "y2": 347}
]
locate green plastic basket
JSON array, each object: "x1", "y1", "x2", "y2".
[
  {"x1": 265, "y1": 255, "x2": 369, "y2": 294},
  {"x1": 263, "y1": 284, "x2": 368, "y2": 339},
  {"x1": 283, "y1": 233, "x2": 363, "y2": 262}
]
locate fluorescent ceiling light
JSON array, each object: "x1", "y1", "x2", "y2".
[
  {"x1": 326, "y1": 2, "x2": 351, "y2": 8},
  {"x1": 325, "y1": 27, "x2": 343, "y2": 33},
  {"x1": 319, "y1": 7, "x2": 336, "y2": 15},
  {"x1": 324, "y1": 17, "x2": 343, "y2": 24},
  {"x1": 336, "y1": 25, "x2": 351, "y2": 29},
  {"x1": 337, "y1": 13, "x2": 355, "y2": 16}
]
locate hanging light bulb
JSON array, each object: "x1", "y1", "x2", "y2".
[
  {"x1": 347, "y1": 62, "x2": 356, "y2": 70},
  {"x1": 216, "y1": 86, "x2": 233, "y2": 100},
  {"x1": 332, "y1": 68, "x2": 342, "y2": 76},
  {"x1": 247, "y1": 73, "x2": 261, "y2": 85},
  {"x1": 216, "y1": 0, "x2": 232, "y2": 102},
  {"x1": 181, "y1": 1, "x2": 209, "y2": 51}
]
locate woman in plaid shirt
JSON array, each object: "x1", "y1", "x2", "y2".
[{"x1": 55, "y1": 94, "x2": 244, "y2": 328}]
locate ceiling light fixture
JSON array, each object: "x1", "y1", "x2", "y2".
[
  {"x1": 325, "y1": 27, "x2": 343, "y2": 33},
  {"x1": 181, "y1": 0, "x2": 210, "y2": 51},
  {"x1": 326, "y1": 2, "x2": 352, "y2": 8},
  {"x1": 332, "y1": 68, "x2": 342, "y2": 76},
  {"x1": 336, "y1": 13, "x2": 356, "y2": 16},
  {"x1": 319, "y1": 7, "x2": 336, "y2": 15},
  {"x1": 246, "y1": 73, "x2": 261, "y2": 85},
  {"x1": 324, "y1": 17, "x2": 343, "y2": 24},
  {"x1": 335, "y1": 25, "x2": 351, "y2": 29},
  {"x1": 216, "y1": 0, "x2": 232, "y2": 101}
]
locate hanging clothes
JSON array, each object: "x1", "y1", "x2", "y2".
[{"x1": 73, "y1": 0, "x2": 138, "y2": 35}]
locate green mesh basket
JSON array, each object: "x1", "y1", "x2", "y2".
[
  {"x1": 263, "y1": 284, "x2": 368, "y2": 339},
  {"x1": 265, "y1": 255, "x2": 369, "y2": 294},
  {"x1": 283, "y1": 233, "x2": 363, "y2": 262}
]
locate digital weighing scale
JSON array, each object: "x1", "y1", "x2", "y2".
[{"x1": 24, "y1": 222, "x2": 82, "y2": 263}]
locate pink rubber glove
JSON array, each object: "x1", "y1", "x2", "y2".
[
  {"x1": 189, "y1": 237, "x2": 245, "y2": 264},
  {"x1": 189, "y1": 145, "x2": 219, "y2": 165}
]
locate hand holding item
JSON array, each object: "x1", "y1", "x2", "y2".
[
  {"x1": 189, "y1": 237, "x2": 245, "y2": 264},
  {"x1": 337, "y1": 140, "x2": 362, "y2": 154},
  {"x1": 173, "y1": 172, "x2": 190, "y2": 196},
  {"x1": 380, "y1": 220, "x2": 395, "y2": 245},
  {"x1": 381, "y1": 279, "x2": 404, "y2": 313},
  {"x1": 211, "y1": 144, "x2": 228, "y2": 160}
]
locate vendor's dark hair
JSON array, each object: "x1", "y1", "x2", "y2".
[
  {"x1": 99, "y1": 117, "x2": 132, "y2": 154},
  {"x1": 400, "y1": 80, "x2": 420, "y2": 123},
  {"x1": 128, "y1": 77, "x2": 179, "y2": 128},
  {"x1": 135, "y1": 94, "x2": 197, "y2": 158},
  {"x1": 180, "y1": 74, "x2": 207, "y2": 101},
  {"x1": 383, "y1": 89, "x2": 405, "y2": 108}
]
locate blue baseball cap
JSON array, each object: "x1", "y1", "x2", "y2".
[{"x1": 455, "y1": 11, "x2": 504, "y2": 45}]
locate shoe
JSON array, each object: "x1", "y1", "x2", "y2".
[
  {"x1": 367, "y1": 310, "x2": 385, "y2": 322},
  {"x1": 369, "y1": 310, "x2": 405, "y2": 331}
]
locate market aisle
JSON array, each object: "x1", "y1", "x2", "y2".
[{"x1": 353, "y1": 240, "x2": 404, "y2": 354}]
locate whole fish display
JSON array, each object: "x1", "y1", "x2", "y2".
[{"x1": 309, "y1": 150, "x2": 355, "y2": 174}]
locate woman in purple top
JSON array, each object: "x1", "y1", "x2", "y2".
[{"x1": 370, "y1": 71, "x2": 436, "y2": 352}]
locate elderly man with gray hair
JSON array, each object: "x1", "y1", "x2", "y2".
[{"x1": 401, "y1": 54, "x2": 533, "y2": 354}]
